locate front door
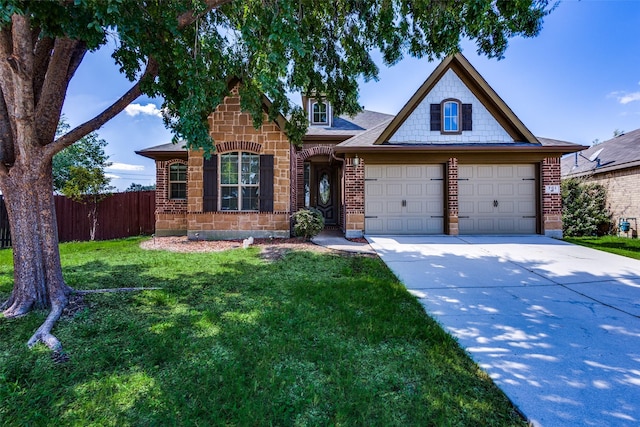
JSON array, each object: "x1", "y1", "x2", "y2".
[{"x1": 313, "y1": 163, "x2": 338, "y2": 225}]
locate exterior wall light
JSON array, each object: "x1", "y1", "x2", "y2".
[{"x1": 353, "y1": 154, "x2": 360, "y2": 166}]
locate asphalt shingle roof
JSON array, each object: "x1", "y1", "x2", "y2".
[
  {"x1": 304, "y1": 110, "x2": 394, "y2": 136},
  {"x1": 561, "y1": 128, "x2": 640, "y2": 177}
]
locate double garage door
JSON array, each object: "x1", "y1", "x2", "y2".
[{"x1": 364, "y1": 164, "x2": 537, "y2": 235}]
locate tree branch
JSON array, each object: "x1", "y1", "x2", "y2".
[
  {"x1": 36, "y1": 38, "x2": 86, "y2": 146},
  {"x1": 43, "y1": 0, "x2": 228, "y2": 159},
  {"x1": 0, "y1": 88, "x2": 15, "y2": 165},
  {"x1": 177, "y1": 0, "x2": 233, "y2": 27},
  {"x1": 45, "y1": 58, "x2": 158, "y2": 159},
  {"x1": 32, "y1": 35, "x2": 54, "y2": 106},
  {"x1": 76, "y1": 287, "x2": 162, "y2": 294},
  {"x1": 0, "y1": 27, "x2": 16, "y2": 124}
]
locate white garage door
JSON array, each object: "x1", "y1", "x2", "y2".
[
  {"x1": 458, "y1": 164, "x2": 536, "y2": 234},
  {"x1": 365, "y1": 165, "x2": 444, "y2": 234}
]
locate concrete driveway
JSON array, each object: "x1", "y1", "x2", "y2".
[{"x1": 367, "y1": 235, "x2": 640, "y2": 427}]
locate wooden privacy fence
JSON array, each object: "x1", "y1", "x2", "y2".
[
  {"x1": 55, "y1": 191, "x2": 155, "y2": 242},
  {"x1": 0, "y1": 191, "x2": 155, "y2": 248}
]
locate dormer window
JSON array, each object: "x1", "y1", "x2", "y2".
[
  {"x1": 312, "y1": 101, "x2": 328, "y2": 124},
  {"x1": 430, "y1": 99, "x2": 472, "y2": 134}
]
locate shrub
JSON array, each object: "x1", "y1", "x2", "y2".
[
  {"x1": 562, "y1": 178, "x2": 611, "y2": 237},
  {"x1": 293, "y1": 208, "x2": 325, "y2": 240}
]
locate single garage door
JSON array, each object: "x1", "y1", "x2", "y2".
[
  {"x1": 365, "y1": 164, "x2": 444, "y2": 234},
  {"x1": 458, "y1": 164, "x2": 536, "y2": 234}
]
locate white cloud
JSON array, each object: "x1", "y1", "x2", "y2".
[
  {"x1": 618, "y1": 92, "x2": 640, "y2": 104},
  {"x1": 105, "y1": 173, "x2": 120, "y2": 179},
  {"x1": 107, "y1": 162, "x2": 145, "y2": 171},
  {"x1": 124, "y1": 103, "x2": 163, "y2": 118}
]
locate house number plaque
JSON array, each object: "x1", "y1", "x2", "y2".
[{"x1": 545, "y1": 185, "x2": 560, "y2": 194}]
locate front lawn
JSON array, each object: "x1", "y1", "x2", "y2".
[
  {"x1": 0, "y1": 238, "x2": 525, "y2": 426},
  {"x1": 564, "y1": 235, "x2": 640, "y2": 260}
]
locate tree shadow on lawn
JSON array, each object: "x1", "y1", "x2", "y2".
[{"x1": 0, "y1": 250, "x2": 525, "y2": 426}]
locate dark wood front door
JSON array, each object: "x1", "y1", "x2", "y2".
[{"x1": 313, "y1": 164, "x2": 338, "y2": 225}]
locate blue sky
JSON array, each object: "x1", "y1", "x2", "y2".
[{"x1": 62, "y1": 0, "x2": 640, "y2": 190}]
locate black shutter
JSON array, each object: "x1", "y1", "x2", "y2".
[
  {"x1": 462, "y1": 104, "x2": 472, "y2": 131},
  {"x1": 203, "y1": 155, "x2": 218, "y2": 212},
  {"x1": 430, "y1": 104, "x2": 441, "y2": 131},
  {"x1": 259, "y1": 155, "x2": 274, "y2": 212}
]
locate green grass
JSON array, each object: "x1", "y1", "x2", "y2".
[
  {"x1": 0, "y1": 238, "x2": 526, "y2": 426},
  {"x1": 564, "y1": 235, "x2": 640, "y2": 260}
]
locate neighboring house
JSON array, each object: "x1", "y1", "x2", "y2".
[
  {"x1": 561, "y1": 128, "x2": 640, "y2": 234},
  {"x1": 137, "y1": 53, "x2": 584, "y2": 240}
]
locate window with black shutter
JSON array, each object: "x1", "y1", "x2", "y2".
[
  {"x1": 203, "y1": 152, "x2": 274, "y2": 212},
  {"x1": 462, "y1": 103, "x2": 472, "y2": 131},
  {"x1": 203, "y1": 155, "x2": 218, "y2": 212},
  {"x1": 430, "y1": 104, "x2": 441, "y2": 131},
  {"x1": 430, "y1": 100, "x2": 472, "y2": 134},
  {"x1": 259, "y1": 155, "x2": 274, "y2": 212}
]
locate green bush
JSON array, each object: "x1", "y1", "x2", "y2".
[
  {"x1": 562, "y1": 178, "x2": 611, "y2": 237},
  {"x1": 293, "y1": 208, "x2": 325, "y2": 239}
]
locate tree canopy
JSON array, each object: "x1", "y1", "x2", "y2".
[{"x1": 1, "y1": 0, "x2": 553, "y2": 158}]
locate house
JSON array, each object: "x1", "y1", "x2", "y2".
[
  {"x1": 561, "y1": 128, "x2": 640, "y2": 235},
  {"x1": 137, "y1": 53, "x2": 584, "y2": 240}
]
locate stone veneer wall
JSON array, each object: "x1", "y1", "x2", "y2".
[
  {"x1": 154, "y1": 84, "x2": 292, "y2": 240},
  {"x1": 155, "y1": 159, "x2": 188, "y2": 236},
  {"x1": 186, "y1": 85, "x2": 291, "y2": 240},
  {"x1": 344, "y1": 157, "x2": 364, "y2": 238},
  {"x1": 542, "y1": 157, "x2": 563, "y2": 238}
]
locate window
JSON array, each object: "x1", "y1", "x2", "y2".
[
  {"x1": 430, "y1": 100, "x2": 472, "y2": 134},
  {"x1": 220, "y1": 152, "x2": 260, "y2": 211},
  {"x1": 442, "y1": 100, "x2": 460, "y2": 133},
  {"x1": 312, "y1": 102, "x2": 328, "y2": 124},
  {"x1": 169, "y1": 163, "x2": 187, "y2": 199}
]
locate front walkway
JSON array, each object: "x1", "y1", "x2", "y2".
[{"x1": 367, "y1": 235, "x2": 640, "y2": 427}]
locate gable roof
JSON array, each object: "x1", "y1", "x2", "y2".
[
  {"x1": 561, "y1": 128, "x2": 640, "y2": 178},
  {"x1": 374, "y1": 53, "x2": 537, "y2": 145},
  {"x1": 136, "y1": 141, "x2": 187, "y2": 160},
  {"x1": 303, "y1": 110, "x2": 394, "y2": 140}
]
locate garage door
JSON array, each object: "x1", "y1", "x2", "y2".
[
  {"x1": 458, "y1": 164, "x2": 536, "y2": 234},
  {"x1": 365, "y1": 165, "x2": 444, "y2": 234}
]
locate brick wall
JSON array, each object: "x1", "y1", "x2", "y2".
[
  {"x1": 584, "y1": 165, "x2": 640, "y2": 235},
  {"x1": 344, "y1": 157, "x2": 364, "y2": 237},
  {"x1": 155, "y1": 159, "x2": 188, "y2": 235},
  {"x1": 295, "y1": 145, "x2": 336, "y2": 211},
  {"x1": 447, "y1": 158, "x2": 459, "y2": 235},
  {"x1": 542, "y1": 157, "x2": 562, "y2": 238}
]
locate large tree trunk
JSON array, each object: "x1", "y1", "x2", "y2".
[{"x1": 1, "y1": 156, "x2": 70, "y2": 350}]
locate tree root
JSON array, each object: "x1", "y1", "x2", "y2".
[{"x1": 27, "y1": 301, "x2": 64, "y2": 352}]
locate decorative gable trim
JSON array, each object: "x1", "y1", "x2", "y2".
[
  {"x1": 374, "y1": 53, "x2": 537, "y2": 144},
  {"x1": 215, "y1": 140, "x2": 263, "y2": 154}
]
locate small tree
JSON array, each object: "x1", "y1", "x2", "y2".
[
  {"x1": 63, "y1": 166, "x2": 114, "y2": 241},
  {"x1": 53, "y1": 119, "x2": 111, "y2": 194},
  {"x1": 126, "y1": 183, "x2": 156, "y2": 192},
  {"x1": 562, "y1": 178, "x2": 611, "y2": 237}
]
